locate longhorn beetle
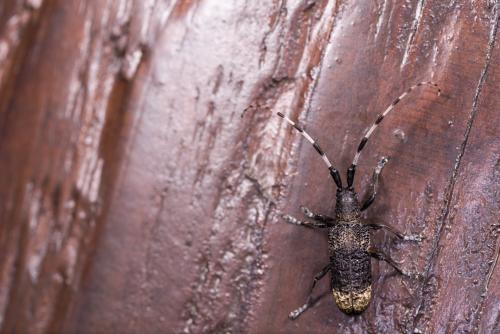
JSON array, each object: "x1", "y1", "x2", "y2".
[{"x1": 277, "y1": 81, "x2": 441, "y2": 319}]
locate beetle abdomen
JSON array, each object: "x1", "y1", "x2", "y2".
[
  {"x1": 329, "y1": 223, "x2": 372, "y2": 314},
  {"x1": 330, "y1": 250, "x2": 373, "y2": 314}
]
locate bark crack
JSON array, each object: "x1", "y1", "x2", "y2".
[
  {"x1": 411, "y1": 4, "x2": 499, "y2": 332},
  {"x1": 473, "y1": 235, "x2": 500, "y2": 330},
  {"x1": 400, "y1": 0, "x2": 425, "y2": 69},
  {"x1": 472, "y1": 158, "x2": 500, "y2": 330}
]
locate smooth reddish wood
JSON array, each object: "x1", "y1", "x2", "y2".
[{"x1": 0, "y1": 0, "x2": 498, "y2": 333}]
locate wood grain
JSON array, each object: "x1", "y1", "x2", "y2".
[{"x1": 0, "y1": 0, "x2": 498, "y2": 333}]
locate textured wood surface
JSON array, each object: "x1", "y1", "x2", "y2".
[{"x1": 0, "y1": 1, "x2": 498, "y2": 333}]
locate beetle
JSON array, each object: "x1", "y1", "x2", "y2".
[{"x1": 277, "y1": 81, "x2": 441, "y2": 319}]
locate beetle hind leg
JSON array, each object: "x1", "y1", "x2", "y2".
[
  {"x1": 289, "y1": 264, "x2": 331, "y2": 320},
  {"x1": 369, "y1": 247, "x2": 422, "y2": 279}
]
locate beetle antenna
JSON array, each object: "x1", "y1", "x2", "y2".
[
  {"x1": 346, "y1": 81, "x2": 441, "y2": 187},
  {"x1": 277, "y1": 112, "x2": 343, "y2": 188}
]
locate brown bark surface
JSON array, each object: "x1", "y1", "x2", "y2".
[{"x1": 0, "y1": 0, "x2": 498, "y2": 333}]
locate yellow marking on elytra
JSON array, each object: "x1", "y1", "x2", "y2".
[{"x1": 332, "y1": 286, "x2": 372, "y2": 314}]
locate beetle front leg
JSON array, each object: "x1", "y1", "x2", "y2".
[
  {"x1": 300, "y1": 206, "x2": 335, "y2": 224},
  {"x1": 282, "y1": 214, "x2": 330, "y2": 229},
  {"x1": 360, "y1": 156, "x2": 389, "y2": 211},
  {"x1": 368, "y1": 223, "x2": 424, "y2": 242}
]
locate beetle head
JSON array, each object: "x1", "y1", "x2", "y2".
[{"x1": 335, "y1": 188, "x2": 361, "y2": 221}]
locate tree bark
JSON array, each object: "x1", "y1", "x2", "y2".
[{"x1": 0, "y1": 0, "x2": 498, "y2": 333}]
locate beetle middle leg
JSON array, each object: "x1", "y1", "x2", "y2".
[
  {"x1": 368, "y1": 222, "x2": 423, "y2": 242},
  {"x1": 289, "y1": 263, "x2": 332, "y2": 320}
]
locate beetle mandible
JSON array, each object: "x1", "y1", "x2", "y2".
[{"x1": 277, "y1": 81, "x2": 441, "y2": 319}]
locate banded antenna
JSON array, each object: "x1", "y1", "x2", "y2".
[
  {"x1": 277, "y1": 112, "x2": 343, "y2": 188},
  {"x1": 346, "y1": 82, "x2": 441, "y2": 188}
]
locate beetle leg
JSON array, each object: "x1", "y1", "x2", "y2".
[
  {"x1": 300, "y1": 206, "x2": 335, "y2": 225},
  {"x1": 282, "y1": 214, "x2": 330, "y2": 229},
  {"x1": 369, "y1": 247, "x2": 408, "y2": 276},
  {"x1": 368, "y1": 223, "x2": 424, "y2": 242},
  {"x1": 289, "y1": 264, "x2": 332, "y2": 320},
  {"x1": 360, "y1": 156, "x2": 389, "y2": 211}
]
